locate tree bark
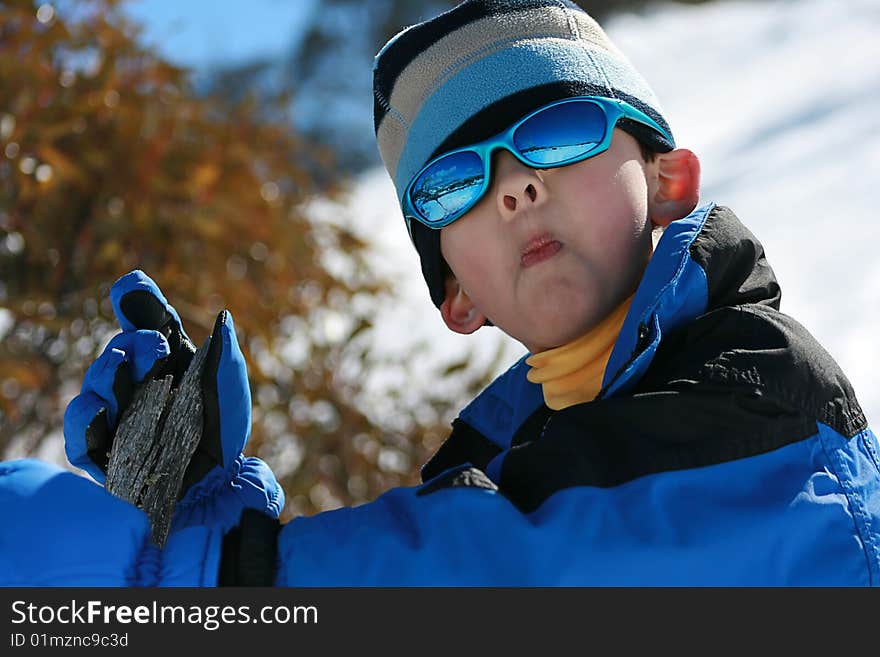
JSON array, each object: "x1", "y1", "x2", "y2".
[{"x1": 105, "y1": 336, "x2": 210, "y2": 548}]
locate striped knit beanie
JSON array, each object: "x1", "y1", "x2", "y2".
[{"x1": 373, "y1": 0, "x2": 675, "y2": 308}]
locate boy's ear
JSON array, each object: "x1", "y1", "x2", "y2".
[
  {"x1": 648, "y1": 148, "x2": 701, "y2": 227},
  {"x1": 440, "y1": 276, "x2": 487, "y2": 335}
]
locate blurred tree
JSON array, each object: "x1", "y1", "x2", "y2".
[{"x1": 0, "y1": 0, "x2": 504, "y2": 520}]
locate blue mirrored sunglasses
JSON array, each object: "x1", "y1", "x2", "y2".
[{"x1": 402, "y1": 96, "x2": 672, "y2": 236}]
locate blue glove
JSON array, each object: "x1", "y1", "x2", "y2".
[
  {"x1": 63, "y1": 270, "x2": 283, "y2": 533},
  {"x1": 0, "y1": 459, "x2": 223, "y2": 586}
]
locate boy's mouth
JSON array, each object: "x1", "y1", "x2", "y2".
[{"x1": 521, "y1": 233, "x2": 562, "y2": 268}]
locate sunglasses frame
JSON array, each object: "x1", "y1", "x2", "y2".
[{"x1": 402, "y1": 96, "x2": 672, "y2": 236}]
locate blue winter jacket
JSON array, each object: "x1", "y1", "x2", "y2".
[{"x1": 267, "y1": 202, "x2": 880, "y2": 586}]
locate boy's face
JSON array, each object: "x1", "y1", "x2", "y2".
[{"x1": 440, "y1": 129, "x2": 657, "y2": 353}]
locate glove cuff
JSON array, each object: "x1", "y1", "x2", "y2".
[
  {"x1": 229, "y1": 455, "x2": 285, "y2": 517},
  {"x1": 172, "y1": 455, "x2": 284, "y2": 533}
]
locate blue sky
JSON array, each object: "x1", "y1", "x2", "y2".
[{"x1": 122, "y1": 0, "x2": 318, "y2": 68}]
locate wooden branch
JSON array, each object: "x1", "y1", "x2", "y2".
[{"x1": 105, "y1": 335, "x2": 211, "y2": 548}]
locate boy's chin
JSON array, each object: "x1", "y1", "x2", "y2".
[
  {"x1": 522, "y1": 288, "x2": 637, "y2": 352},
  {"x1": 518, "y1": 316, "x2": 600, "y2": 354}
]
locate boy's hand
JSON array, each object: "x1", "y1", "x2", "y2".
[{"x1": 63, "y1": 270, "x2": 283, "y2": 532}]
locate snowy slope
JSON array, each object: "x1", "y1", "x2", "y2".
[{"x1": 327, "y1": 0, "x2": 880, "y2": 426}]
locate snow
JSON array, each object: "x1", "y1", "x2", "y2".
[{"x1": 328, "y1": 0, "x2": 880, "y2": 426}]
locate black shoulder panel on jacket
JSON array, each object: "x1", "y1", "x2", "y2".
[
  {"x1": 500, "y1": 383, "x2": 818, "y2": 513},
  {"x1": 650, "y1": 303, "x2": 867, "y2": 438},
  {"x1": 499, "y1": 300, "x2": 867, "y2": 513},
  {"x1": 690, "y1": 205, "x2": 782, "y2": 310}
]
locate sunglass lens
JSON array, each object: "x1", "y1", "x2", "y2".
[
  {"x1": 411, "y1": 150, "x2": 484, "y2": 224},
  {"x1": 513, "y1": 101, "x2": 607, "y2": 166}
]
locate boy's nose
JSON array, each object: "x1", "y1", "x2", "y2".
[{"x1": 492, "y1": 150, "x2": 547, "y2": 220}]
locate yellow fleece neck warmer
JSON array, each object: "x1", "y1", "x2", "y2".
[{"x1": 526, "y1": 295, "x2": 634, "y2": 410}]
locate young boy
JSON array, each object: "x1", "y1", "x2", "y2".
[{"x1": 2, "y1": 0, "x2": 879, "y2": 585}]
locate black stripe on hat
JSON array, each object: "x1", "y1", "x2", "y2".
[{"x1": 373, "y1": 0, "x2": 585, "y2": 132}]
